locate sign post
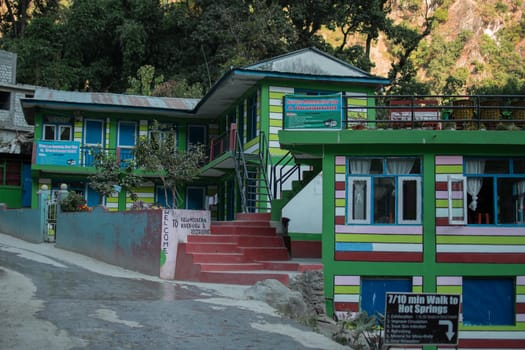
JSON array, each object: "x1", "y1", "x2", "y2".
[
  {"x1": 384, "y1": 292, "x2": 460, "y2": 346},
  {"x1": 283, "y1": 94, "x2": 343, "y2": 130}
]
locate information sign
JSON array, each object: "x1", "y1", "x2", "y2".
[
  {"x1": 283, "y1": 94, "x2": 343, "y2": 130},
  {"x1": 384, "y1": 292, "x2": 460, "y2": 345}
]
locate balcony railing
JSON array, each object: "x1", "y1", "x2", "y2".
[
  {"x1": 284, "y1": 95, "x2": 525, "y2": 131},
  {"x1": 34, "y1": 142, "x2": 135, "y2": 168}
]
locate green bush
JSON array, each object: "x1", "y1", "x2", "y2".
[{"x1": 60, "y1": 191, "x2": 90, "y2": 212}]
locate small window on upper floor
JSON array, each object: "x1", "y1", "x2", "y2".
[
  {"x1": 347, "y1": 157, "x2": 422, "y2": 225},
  {"x1": 448, "y1": 157, "x2": 525, "y2": 225},
  {"x1": 0, "y1": 91, "x2": 11, "y2": 110}
]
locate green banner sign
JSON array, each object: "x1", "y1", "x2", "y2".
[{"x1": 284, "y1": 94, "x2": 343, "y2": 130}]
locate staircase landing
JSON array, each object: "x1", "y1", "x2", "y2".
[{"x1": 174, "y1": 213, "x2": 323, "y2": 285}]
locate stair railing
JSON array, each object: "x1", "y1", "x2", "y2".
[
  {"x1": 271, "y1": 151, "x2": 302, "y2": 199},
  {"x1": 257, "y1": 131, "x2": 273, "y2": 202},
  {"x1": 233, "y1": 127, "x2": 249, "y2": 213}
]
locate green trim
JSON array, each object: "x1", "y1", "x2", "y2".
[
  {"x1": 322, "y1": 153, "x2": 336, "y2": 317},
  {"x1": 288, "y1": 232, "x2": 322, "y2": 241},
  {"x1": 459, "y1": 323, "x2": 525, "y2": 331},
  {"x1": 422, "y1": 154, "x2": 437, "y2": 293}
]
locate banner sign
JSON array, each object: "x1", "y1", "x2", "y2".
[
  {"x1": 385, "y1": 292, "x2": 460, "y2": 345},
  {"x1": 284, "y1": 94, "x2": 343, "y2": 130},
  {"x1": 160, "y1": 209, "x2": 211, "y2": 280},
  {"x1": 36, "y1": 140, "x2": 80, "y2": 166}
]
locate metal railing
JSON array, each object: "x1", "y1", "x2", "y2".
[{"x1": 284, "y1": 94, "x2": 525, "y2": 131}]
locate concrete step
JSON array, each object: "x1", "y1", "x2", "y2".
[
  {"x1": 190, "y1": 252, "x2": 247, "y2": 264},
  {"x1": 184, "y1": 242, "x2": 240, "y2": 254},
  {"x1": 198, "y1": 270, "x2": 291, "y2": 285},
  {"x1": 187, "y1": 234, "x2": 284, "y2": 247},
  {"x1": 199, "y1": 262, "x2": 266, "y2": 272},
  {"x1": 240, "y1": 247, "x2": 289, "y2": 261},
  {"x1": 210, "y1": 225, "x2": 276, "y2": 236},
  {"x1": 236, "y1": 212, "x2": 271, "y2": 221}
]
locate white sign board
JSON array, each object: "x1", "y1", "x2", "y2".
[{"x1": 160, "y1": 209, "x2": 211, "y2": 279}]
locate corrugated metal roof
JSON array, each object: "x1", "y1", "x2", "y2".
[{"x1": 34, "y1": 89, "x2": 200, "y2": 111}]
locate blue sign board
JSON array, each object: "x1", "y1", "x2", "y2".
[
  {"x1": 36, "y1": 141, "x2": 80, "y2": 166},
  {"x1": 284, "y1": 94, "x2": 343, "y2": 130}
]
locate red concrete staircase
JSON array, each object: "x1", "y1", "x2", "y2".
[{"x1": 174, "y1": 212, "x2": 322, "y2": 285}]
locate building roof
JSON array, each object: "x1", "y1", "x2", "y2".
[{"x1": 21, "y1": 48, "x2": 390, "y2": 123}]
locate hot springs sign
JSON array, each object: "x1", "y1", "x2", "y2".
[{"x1": 160, "y1": 209, "x2": 211, "y2": 279}]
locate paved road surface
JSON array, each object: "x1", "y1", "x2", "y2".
[{"x1": 0, "y1": 233, "x2": 346, "y2": 350}]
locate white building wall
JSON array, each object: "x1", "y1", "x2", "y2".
[{"x1": 282, "y1": 172, "x2": 323, "y2": 234}]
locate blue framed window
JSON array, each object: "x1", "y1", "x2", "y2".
[
  {"x1": 462, "y1": 277, "x2": 515, "y2": 326},
  {"x1": 347, "y1": 157, "x2": 422, "y2": 224},
  {"x1": 361, "y1": 278, "x2": 412, "y2": 317},
  {"x1": 462, "y1": 158, "x2": 525, "y2": 225}
]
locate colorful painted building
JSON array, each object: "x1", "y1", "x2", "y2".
[
  {"x1": 278, "y1": 105, "x2": 525, "y2": 348},
  {"x1": 15, "y1": 47, "x2": 525, "y2": 348}
]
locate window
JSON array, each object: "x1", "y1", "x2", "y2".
[
  {"x1": 0, "y1": 160, "x2": 21, "y2": 186},
  {"x1": 361, "y1": 278, "x2": 412, "y2": 317},
  {"x1": 0, "y1": 91, "x2": 10, "y2": 110},
  {"x1": 347, "y1": 157, "x2": 422, "y2": 224},
  {"x1": 462, "y1": 278, "x2": 515, "y2": 326},
  {"x1": 43, "y1": 123, "x2": 72, "y2": 141},
  {"x1": 454, "y1": 158, "x2": 525, "y2": 225}
]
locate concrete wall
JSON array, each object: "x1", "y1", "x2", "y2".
[
  {"x1": 56, "y1": 206, "x2": 162, "y2": 276},
  {"x1": 0, "y1": 203, "x2": 43, "y2": 243}
]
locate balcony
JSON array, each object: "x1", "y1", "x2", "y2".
[
  {"x1": 283, "y1": 95, "x2": 525, "y2": 131},
  {"x1": 33, "y1": 142, "x2": 134, "y2": 169}
]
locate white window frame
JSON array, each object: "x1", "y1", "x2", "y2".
[
  {"x1": 59, "y1": 125, "x2": 72, "y2": 141},
  {"x1": 448, "y1": 175, "x2": 467, "y2": 225},
  {"x1": 398, "y1": 176, "x2": 422, "y2": 224},
  {"x1": 43, "y1": 124, "x2": 56, "y2": 140},
  {"x1": 347, "y1": 176, "x2": 371, "y2": 224}
]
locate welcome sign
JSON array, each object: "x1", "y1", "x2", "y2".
[
  {"x1": 160, "y1": 209, "x2": 211, "y2": 280},
  {"x1": 283, "y1": 93, "x2": 343, "y2": 130}
]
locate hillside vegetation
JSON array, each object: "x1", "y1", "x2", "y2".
[{"x1": 0, "y1": 0, "x2": 523, "y2": 96}]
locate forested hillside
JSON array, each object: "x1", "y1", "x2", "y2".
[{"x1": 0, "y1": 0, "x2": 523, "y2": 96}]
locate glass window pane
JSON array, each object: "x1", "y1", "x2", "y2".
[
  {"x1": 59, "y1": 126, "x2": 71, "y2": 140},
  {"x1": 513, "y1": 159, "x2": 525, "y2": 174},
  {"x1": 369, "y1": 159, "x2": 383, "y2": 174},
  {"x1": 484, "y1": 159, "x2": 509, "y2": 174},
  {"x1": 352, "y1": 180, "x2": 368, "y2": 221},
  {"x1": 402, "y1": 179, "x2": 418, "y2": 221},
  {"x1": 497, "y1": 178, "x2": 525, "y2": 224},
  {"x1": 44, "y1": 125, "x2": 56, "y2": 140},
  {"x1": 410, "y1": 158, "x2": 421, "y2": 174},
  {"x1": 374, "y1": 177, "x2": 395, "y2": 223}
]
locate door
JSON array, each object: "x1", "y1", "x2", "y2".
[
  {"x1": 117, "y1": 121, "x2": 137, "y2": 165},
  {"x1": 186, "y1": 186, "x2": 206, "y2": 210},
  {"x1": 21, "y1": 164, "x2": 32, "y2": 207},
  {"x1": 84, "y1": 119, "x2": 104, "y2": 166}
]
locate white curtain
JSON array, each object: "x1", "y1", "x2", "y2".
[
  {"x1": 466, "y1": 160, "x2": 485, "y2": 211},
  {"x1": 349, "y1": 159, "x2": 371, "y2": 220},
  {"x1": 349, "y1": 159, "x2": 372, "y2": 174},
  {"x1": 386, "y1": 158, "x2": 415, "y2": 175}
]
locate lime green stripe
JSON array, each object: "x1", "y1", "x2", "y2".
[
  {"x1": 334, "y1": 285, "x2": 360, "y2": 294},
  {"x1": 335, "y1": 198, "x2": 345, "y2": 207},
  {"x1": 459, "y1": 323, "x2": 525, "y2": 331},
  {"x1": 516, "y1": 285, "x2": 525, "y2": 294},
  {"x1": 436, "y1": 199, "x2": 464, "y2": 208},
  {"x1": 436, "y1": 286, "x2": 462, "y2": 294},
  {"x1": 436, "y1": 165, "x2": 462, "y2": 174},
  {"x1": 269, "y1": 148, "x2": 288, "y2": 156},
  {"x1": 437, "y1": 235, "x2": 525, "y2": 245},
  {"x1": 269, "y1": 134, "x2": 279, "y2": 141},
  {"x1": 335, "y1": 165, "x2": 346, "y2": 174},
  {"x1": 106, "y1": 197, "x2": 118, "y2": 203},
  {"x1": 336, "y1": 233, "x2": 423, "y2": 243},
  {"x1": 413, "y1": 286, "x2": 423, "y2": 293},
  {"x1": 269, "y1": 119, "x2": 282, "y2": 126},
  {"x1": 269, "y1": 105, "x2": 283, "y2": 113},
  {"x1": 269, "y1": 92, "x2": 286, "y2": 99}
]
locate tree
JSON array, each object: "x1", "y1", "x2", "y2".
[
  {"x1": 0, "y1": 0, "x2": 59, "y2": 38},
  {"x1": 88, "y1": 149, "x2": 143, "y2": 205},
  {"x1": 134, "y1": 121, "x2": 207, "y2": 209}
]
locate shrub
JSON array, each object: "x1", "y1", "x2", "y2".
[{"x1": 60, "y1": 191, "x2": 91, "y2": 212}]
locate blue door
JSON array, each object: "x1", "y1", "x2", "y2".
[
  {"x1": 84, "y1": 119, "x2": 104, "y2": 166},
  {"x1": 186, "y1": 186, "x2": 206, "y2": 210},
  {"x1": 118, "y1": 121, "x2": 136, "y2": 165},
  {"x1": 361, "y1": 278, "x2": 412, "y2": 317},
  {"x1": 21, "y1": 164, "x2": 32, "y2": 207}
]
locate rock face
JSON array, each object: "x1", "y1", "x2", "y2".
[
  {"x1": 288, "y1": 270, "x2": 326, "y2": 317},
  {"x1": 244, "y1": 279, "x2": 308, "y2": 319}
]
